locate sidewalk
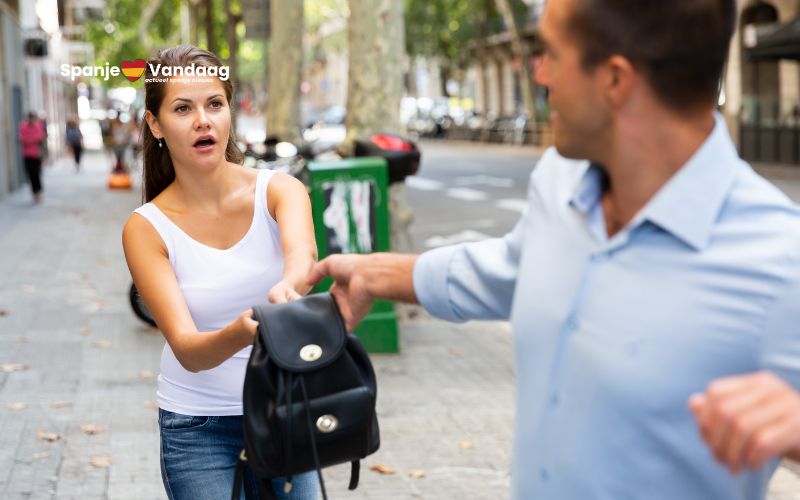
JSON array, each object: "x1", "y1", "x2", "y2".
[{"x1": 0, "y1": 151, "x2": 798, "y2": 499}]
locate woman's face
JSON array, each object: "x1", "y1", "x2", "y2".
[{"x1": 147, "y1": 76, "x2": 231, "y2": 171}]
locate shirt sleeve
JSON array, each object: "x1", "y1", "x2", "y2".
[
  {"x1": 412, "y1": 175, "x2": 539, "y2": 323},
  {"x1": 761, "y1": 258, "x2": 800, "y2": 390}
]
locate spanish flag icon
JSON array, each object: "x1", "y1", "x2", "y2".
[{"x1": 121, "y1": 59, "x2": 146, "y2": 82}]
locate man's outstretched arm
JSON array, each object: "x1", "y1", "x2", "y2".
[{"x1": 307, "y1": 253, "x2": 419, "y2": 331}]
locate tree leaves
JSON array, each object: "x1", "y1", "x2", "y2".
[
  {"x1": 80, "y1": 424, "x2": 107, "y2": 435},
  {"x1": 1, "y1": 363, "x2": 27, "y2": 373},
  {"x1": 90, "y1": 456, "x2": 112, "y2": 468},
  {"x1": 370, "y1": 463, "x2": 397, "y2": 474}
]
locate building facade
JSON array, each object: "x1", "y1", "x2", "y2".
[{"x1": 723, "y1": 0, "x2": 799, "y2": 164}]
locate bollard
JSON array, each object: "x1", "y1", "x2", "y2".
[{"x1": 307, "y1": 157, "x2": 399, "y2": 353}]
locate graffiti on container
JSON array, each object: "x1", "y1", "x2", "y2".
[{"x1": 322, "y1": 179, "x2": 377, "y2": 254}]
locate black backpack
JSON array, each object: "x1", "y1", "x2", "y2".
[{"x1": 232, "y1": 293, "x2": 380, "y2": 500}]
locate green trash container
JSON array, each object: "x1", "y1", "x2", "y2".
[{"x1": 307, "y1": 157, "x2": 399, "y2": 353}]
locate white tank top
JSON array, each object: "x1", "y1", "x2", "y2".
[{"x1": 133, "y1": 169, "x2": 283, "y2": 416}]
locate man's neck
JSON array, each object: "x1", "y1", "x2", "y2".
[{"x1": 597, "y1": 108, "x2": 716, "y2": 237}]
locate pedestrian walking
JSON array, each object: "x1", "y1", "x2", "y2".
[
  {"x1": 18, "y1": 111, "x2": 46, "y2": 203},
  {"x1": 65, "y1": 118, "x2": 84, "y2": 171},
  {"x1": 122, "y1": 45, "x2": 319, "y2": 500},
  {"x1": 101, "y1": 113, "x2": 115, "y2": 166},
  {"x1": 308, "y1": 1, "x2": 800, "y2": 499},
  {"x1": 111, "y1": 115, "x2": 130, "y2": 172}
]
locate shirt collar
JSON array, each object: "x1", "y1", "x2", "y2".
[{"x1": 569, "y1": 112, "x2": 740, "y2": 251}]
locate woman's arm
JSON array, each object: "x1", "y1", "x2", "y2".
[
  {"x1": 122, "y1": 214, "x2": 258, "y2": 372},
  {"x1": 266, "y1": 172, "x2": 318, "y2": 303}
]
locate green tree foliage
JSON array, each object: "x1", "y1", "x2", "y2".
[
  {"x1": 85, "y1": 0, "x2": 182, "y2": 72},
  {"x1": 404, "y1": 0, "x2": 530, "y2": 93},
  {"x1": 404, "y1": 0, "x2": 487, "y2": 70},
  {"x1": 84, "y1": 0, "x2": 250, "y2": 85}
]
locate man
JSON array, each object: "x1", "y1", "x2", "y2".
[{"x1": 309, "y1": 0, "x2": 800, "y2": 498}]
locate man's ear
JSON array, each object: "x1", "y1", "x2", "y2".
[
  {"x1": 602, "y1": 55, "x2": 636, "y2": 110},
  {"x1": 144, "y1": 110, "x2": 161, "y2": 139}
]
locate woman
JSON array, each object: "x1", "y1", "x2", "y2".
[
  {"x1": 18, "y1": 112, "x2": 46, "y2": 203},
  {"x1": 122, "y1": 45, "x2": 319, "y2": 500}
]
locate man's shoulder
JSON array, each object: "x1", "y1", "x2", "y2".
[
  {"x1": 718, "y1": 162, "x2": 800, "y2": 260},
  {"x1": 530, "y1": 146, "x2": 590, "y2": 193},
  {"x1": 725, "y1": 163, "x2": 800, "y2": 223}
]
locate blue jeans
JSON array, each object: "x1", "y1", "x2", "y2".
[{"x1": 159, "y1": 409, "x2": 319, "y2": 500}]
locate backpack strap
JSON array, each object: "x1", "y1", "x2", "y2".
[
  {"x1": 349, "y1": 460, "x2": 360, "y2": 490},
  {"x1": 299, "y1": 375, "x2": 329, "y2": 500},
  {"x1": 231, "y1": 450, "x2": 247, "y2": 500}
]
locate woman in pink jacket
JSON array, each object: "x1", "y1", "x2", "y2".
[{"x1": 18, "y1": 112, "x2": 46, "y2": 203}]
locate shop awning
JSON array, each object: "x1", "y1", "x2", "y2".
[{"x1": 746, "y1": 16, "x2": 800, "y2": 61}]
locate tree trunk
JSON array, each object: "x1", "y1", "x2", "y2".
[
  {"x1": 204, "y1": 0, "x2": 216, "y2": 54},
  {"x1": 494, "y1": 0, "x2": 534, "y2": 117},
  {"x1": 224, "y1": 0, "x2": 240, "y2": 118},
  {"x1": 477, "y1": 0, "x2": 491, "y2": 115},
  {"x1": 139, "y1": 0, "x2": 164, "y2": 53},
  {"x1": 266, "y1": 0, "x2": 303, "y2": 142},
  {"x1": 189, "y1": 0, "x2": 200, "y2": 46},
  {"x1": 344, "y1": 0, "x2": 405, "y2": 150}
]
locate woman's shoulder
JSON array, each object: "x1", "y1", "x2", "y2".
[{"x1": 123, "y1": 208, "x2": 169, "y2": 258}]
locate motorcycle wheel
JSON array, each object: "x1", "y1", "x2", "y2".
[{"x1": 129, "y1": 282, "x2": 157, "y2": 327}]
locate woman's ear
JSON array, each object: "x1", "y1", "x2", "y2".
[{"x1": 144, "y1": 110, "x2": 161, "y2": 139}]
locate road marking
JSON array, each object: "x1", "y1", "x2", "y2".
[
  {"x1": 445, "y1": 188, "x2": 489, "y2": 201},
  {"x1": 424, "y1": 230, "x2": 493, "y2": 248},
  {"x1": 495, "y1": 198, "x2": 529, "y2": 213},
  {"x1": 455, "y1": 175, "x2": 515, "y2": 188},
  {"x1": 406, "y1": 176, "x2": 444, "y2": 191}
]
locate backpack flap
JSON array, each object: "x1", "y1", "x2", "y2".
[{"x1": 251, "y1": 293, "x2": 347, "y2": 373}]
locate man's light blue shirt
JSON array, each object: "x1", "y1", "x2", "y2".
[{"x1": 413, "y1": 114, "x2": 800, "y2": 500}]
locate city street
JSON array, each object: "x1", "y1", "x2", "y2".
[{"x1": 1, "y1": 143, "x2": 800, "y2": 499}]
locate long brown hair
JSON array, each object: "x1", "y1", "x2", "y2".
[{"x1": 142, "y1": 45, "x2": 243, "y2": 202}]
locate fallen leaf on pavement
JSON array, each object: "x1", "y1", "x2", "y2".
[
  {"x1": 80, "y1": 424, "x2": 106, "y2": 435},
  {"x1": 448, "y1": 346, "x2": 462, "y2": 355},
  {"x1": 408, "y1": 469, "x2": 427, "y2": 479},
  {"x1": 86, "y1": 301, "x2": 106, "y2": 313},
  {"x1": 79, "y1": 328, "x2": 91, "y2": 336},
  {"x1": 93, "y1": 340, "x2": 112, "y2": 349},
  {"x1": 143, "y1": 400, "x2": 158, "y2": 409},
  {"x1": 50, "y1": 401, "x2": 72, "y2": 409},
  {"x1": 369, "y1": 464, "x2": 396, "y2": 475},
  {"x1": 138, "y1": 370, "x2": 154, "y2": 380},
  {"x1": 1, "y1": 363, "x2": 27, "y2": 373},
  {"x1": 458, "y1": 441, "x2": 474, "y2": 449},
  {"x1": 90, "y1": 456, "x2": 112, "y2": 468},
  {"x1": 37, "y1": 430, "x2": 61, "y2": 442},
  {"x1": 8, "y1": 402, "x2": 27, "y2": 411},
  {"x1": 0, "y1": 309, "x2": 11, "y2": 317}
]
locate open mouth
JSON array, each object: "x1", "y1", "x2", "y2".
[{"x1": 193, "y1": 135, "x2": 217, "y2": 148}]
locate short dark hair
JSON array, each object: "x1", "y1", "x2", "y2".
[{"x1": 565, "y1": 0, "x2": 737, "y2": 111}]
